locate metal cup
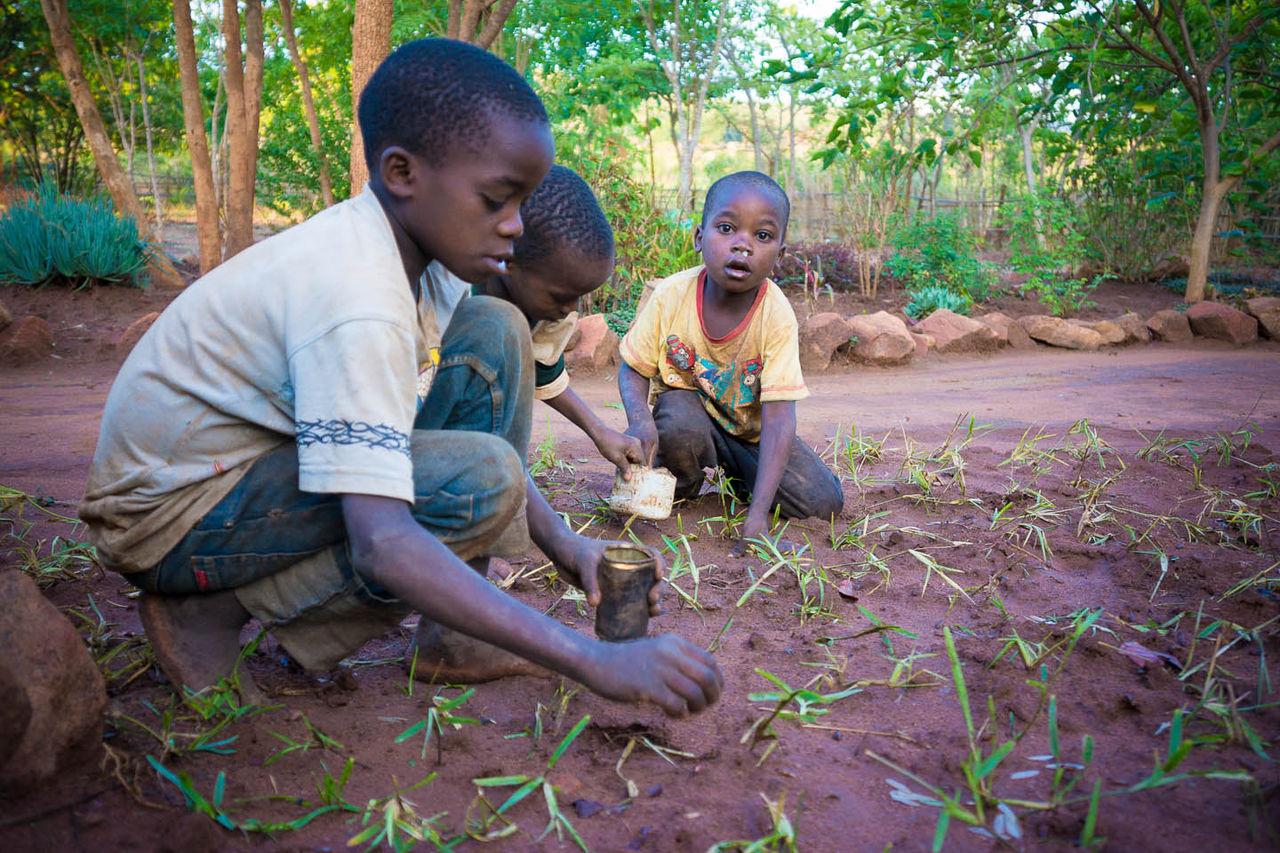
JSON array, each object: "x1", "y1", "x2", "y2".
[{"x1": 594, "y1": 545, "x2": 657, "y2": 642}]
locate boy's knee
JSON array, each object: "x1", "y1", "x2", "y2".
[{"x1": 450, "y1": 295, "x2": 529, "y2": 353}]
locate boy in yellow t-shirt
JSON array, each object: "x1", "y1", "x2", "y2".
[{"x1": 618, "y1": 171, "x2": 843, "y2": 552}]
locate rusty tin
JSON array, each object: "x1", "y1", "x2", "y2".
[{"x1": 594, "y1": 545, "x2": 657, "y2": 642}]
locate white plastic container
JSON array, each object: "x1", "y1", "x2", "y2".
[{"x1": 608, "y1": 466, "x2": 677, "y2": 520}]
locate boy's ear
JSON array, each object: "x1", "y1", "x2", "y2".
[
  {"x1": 377, "y1": 145, "x2": 418, "y2": 200},
  {"x1": 693, "y1": 223, "x2": 704, "y2": 252}
]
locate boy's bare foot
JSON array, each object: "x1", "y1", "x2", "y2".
[
  {"x1": 139, "y1": 590, "x2": 267, "y2": 704},
  {"x1": 406, "y1": 621, "x2": 553, "y2": 684}
]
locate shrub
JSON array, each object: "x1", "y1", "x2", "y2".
[
  {"x1": 0, "y1": 185, "x2": 151, "y2": 289},
  {"x1": 905, "y1": 283, "x2": 972, "y2": 318},
  {"x1": 883, "y1": 213, "x2": 996, "y2": 302},
  {"x1": 999, "y1": 194, "x2": 1099, "y2": 317},
  {"x1": 775, "y1": 242, "x2": 860, "y2": 292}
]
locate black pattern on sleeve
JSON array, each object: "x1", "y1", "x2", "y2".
[{"x1": 295, "y1": 419, "x2": 412, "y2": 458}]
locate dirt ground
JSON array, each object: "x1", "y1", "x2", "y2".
[{"x1": 2, "y1": 276, "x2": 1279, "y2": 852}]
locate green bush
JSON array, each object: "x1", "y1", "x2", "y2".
[
  {"x1": 999, "y1": 194, "x2": 1099, "y2": 316},
  {"x1": 561, "y1": 137, "x2": 701, "y2": 325},
  {"x1": 905, "y1": 283, "x2": 972, "y2": 318},
  {"x1": 0, "y1": 185, "x2": 151, "y2": 289},
  {"x1": 884, "y1": 213, "x2": 996, "y2": 302}
]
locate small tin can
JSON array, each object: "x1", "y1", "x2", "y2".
[
  {"x1": 595, "y1": 544, "x2": 658, "y2": 642},
  {"x1": 608, "y1": 466, "x2": 677, "y2": 520}
]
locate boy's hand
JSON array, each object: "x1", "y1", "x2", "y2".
[
  {"x1": 556, "y1": 535, "x2": 665, "y2": 616},
  {"x1": 583, "y1": 635, "x2": 723, "y2": 716},
  {"x1": 622, "y1": 419, "x2": 658, "y2": 470},
  {"x1": 595, "y1": 427, "x2": 647, "y2": 478}
]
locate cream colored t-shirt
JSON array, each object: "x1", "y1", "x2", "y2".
[
  {"x1": 80, "y1": 187, "x2": 443, "y2": 572},
  {"x1": 620, "y1": 265, "x2": 807, "y2": 441},
  {"x1": 421, "y1": 261, "x2": 577, "y2": 401}
]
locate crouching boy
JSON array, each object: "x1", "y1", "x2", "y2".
[
  {"x1": 618, "y1": 171, "x2": 843, "y2": 553},
  {"x1": 79, "y1": 38, "x2": 720, "y2": 717}
]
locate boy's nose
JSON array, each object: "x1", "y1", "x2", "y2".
[{"x1": 498, "y1": 209, "x2": 523, "y2": 239}]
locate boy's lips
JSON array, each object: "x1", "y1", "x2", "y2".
[
  {"x1": 723, "y1": 259, "x2": 752, "y2": 279},
  {"x1": 483, "y1": 255, "x2": 511, "y2": 274}
]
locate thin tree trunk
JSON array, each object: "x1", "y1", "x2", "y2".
[
  {"x1": 174, "y1": 0, "x2": 221, "y2": 273},
  {"x1": 1018, "y1": 121, "x2": 1037, "y2": 195},
  {"x1": 280, "y1": 0, "x2": 333, "y2": 207},
  {"x1": 349, "y1": 0, "x2": 393, "y2": 195},
  {"x1": 40, "y1": 0, "x2": 182, "y2": 287},
  {"x1": 221, "y1": 0, "x2": 253, "y2": 257},
  {"x1": 134, "y1": 42, "x2": 164, "y2": 240},
  {"x1": 787, "y1": 92, "x2": 796, "y2": 198},
  {"x1": 41, "y1": 0, "x2": 141, "y2": 221}
]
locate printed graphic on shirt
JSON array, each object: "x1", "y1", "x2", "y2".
[
  {"x1": 665, "y1": 334, "x2": 696, "y2": 371},
  {"x1": 666, "y1": 334, "x2": 763, "y2": 418},
  {"x1": 295, "y1": 419, "x2": 412, "y2": 457},
  {"x1": 416, "y1": 346, "x2": 441, "y2": 405}
]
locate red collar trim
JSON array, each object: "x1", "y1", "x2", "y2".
[{"x1": 696, "y1": 268, "x2": 767, "y2": 344}]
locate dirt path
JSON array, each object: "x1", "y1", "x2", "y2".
[{"x1": 2, "y1": 341, "x2": 1278, "y2": 852}]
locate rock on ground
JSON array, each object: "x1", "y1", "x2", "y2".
[
  {"x1": 913, "y1": 309, "x2": 1001, "y2": 354},
  {"x1": 1147, "y1": 309, "x2": 1193, "y2": 343},
  {"x1": 799, "y1": 312, "x2": 855, "y2": 372},
  {"x1": 116, "y1": 311, "x2": 160, "y2": 356},
  {"x1": 1115, "y1": 312, "x2": 1152, "y2": 344},
  {"x1": 564, "y1": 313, "x2": 619, "y2": 374},
  {"x1": 1185, "y1": 301, "x2": 1258, "y2": 346},
  {"x1": 975, "y1": 311, "x2": 1036, "y2": 350},
  {"x1": 0, "y1": 572, "x2": 108, "y2": 795},
  {"x1": 1069, "y1": 318, "x2": 1126, "y2": 345},
  {"x1": 1018, "y1": 315, "x2": 1103, "y2": 351},
  {"x1": 1244, "y1": 296, "x2": 1280, "y2": 339},
  {"x1": 0, "y1": 315, "x2": 54, "y2": 367},
  {"x1": 910, "y1": 331, "x2": 934, "y2": 359},
  {"x1": 846, "y1": 311, "x2": 914, "y2": 366}
]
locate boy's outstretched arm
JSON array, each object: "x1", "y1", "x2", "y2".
[
  {"x1": 342, "y1": 493, "x2": 723, "y2": 716},
  {"x1": 736, "y1": 400, "x2": 796, "y2": 554},
  {"x1": 543, "y1": 387, "x2": 645, "y2": 474},
  {"x1": 618, "y1": 362, "x2": 658, "y2": 466}
]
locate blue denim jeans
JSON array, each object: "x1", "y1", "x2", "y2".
[{"x1": 130, "y1": 296, "x2": 534, "y2": 668}]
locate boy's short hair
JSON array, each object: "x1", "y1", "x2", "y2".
[
  {"x1": 701, "y1": 171, "x2": 791, "y2": 238},
  {"x1": 514, "y1": 165, "x2": 615, "y2": 266},
  {"x1": 358, "y1": 38, "x2": 548, "y2": 170}
]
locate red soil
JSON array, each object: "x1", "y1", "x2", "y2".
[{"x1": 1, "y1": 278, "x2": 1278, "y2": 852}]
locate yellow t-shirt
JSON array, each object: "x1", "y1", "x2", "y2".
[{"x1": 620, "y1": 265, "x2": 807, "y2": 442}]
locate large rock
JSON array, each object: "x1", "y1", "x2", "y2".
[
  {"x1": 1147, "y1": 309, "x2": 1193, "y2": 343},
  {"x1": 116, "y1": 311, "x2": 160, "y2": 356},
  {"x1": 975, "y1": 311, "x2": 1036, "y2": 350},
  {"x1": 0, "y1": 297, "x2": 11, "y2": 332},
  {"x1": 798, "y1": 312, "x2": 855, "y2": 372},
  {"x1": 913, "y1": 309, "x2": 1000, "y2": 354},
  {"x1": 1068, "y1": 318, "x2": 1126, "y2": 345},
  {"x1": 1244, "y1": 296, "x2": 1280, "y2": 340},
  {"x1": 0, "y1": 572, "x2": 107, "y2": 795},
  {"x1": 563, "y1": 313, "x2": 619, "y2": 374},
  {"x1": 0, "y1": 315, "x2": 54, "y2": 367},
  {"x1": 1115, "y1": 312, "x2": 1152, "y2": 344},
  {"x1": 1185, "y1": 301, "x2": 1258, "y2": 345},
  {"x1": 1017, "y1": 315, "x2": 1103, "y2": 351},
  {"x1": 846, "y1": 311, "x2": 915, "y2": 366},
  {"x1": 910, "y1": 331, "x2": 934, "y2": 359}
]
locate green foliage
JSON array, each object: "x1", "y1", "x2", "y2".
[
  {"x1": 999, "y1": 193, "x2": 1099, "y2": 316},
  {"x1": 905, "y1": 284, "x2": 971, "y2": 318},
  {"x1": 0, "y1": 186, "x2": 151, "y2": 289},
  {"x1": 564, "y1": 137, "x2": 701, "y2": 324},
  {"x1": 885, "y1": 213, "x2": 994, "y2": 312}
]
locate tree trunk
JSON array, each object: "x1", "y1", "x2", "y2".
[
  {"x1": 280, "y1": 0, "x2": 333, "y2": 208},
  {"x1": 221, "y1": 0, "x2": 261, "y2": 259},
  {"x1": 133, "y1": 43, "x2": 164, "y2": 240},
  {"x1": 173, "y1": 1, "x2": 220, "y2": 273},
  {"x1": 40, "y1": 0, "x2": 181, "y2": 287},
  {"x1": 449, "y1": 0, "x2": 519, "y2": 48},
  {"x1": 38, "y1": 0, "x2": 142, "y2": 222},
  {"x1": 1018, "y1": 121, "x2": 1036, "y2": 195},
  {"x1": 349, "y1": 0, "x2": 393, "y2": 195}
]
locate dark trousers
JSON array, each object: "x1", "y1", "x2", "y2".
[{"x1": 652, "y1": 389, "x2": 844, "y2": 520}]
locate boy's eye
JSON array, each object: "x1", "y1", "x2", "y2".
[
  {"x1": 481, "y1": 194, "x2": 505, "y2": 212},
  {"x1": 716, "y1": 223, "x2": 733, "y2": 234},
  {"x1": 756, "y1": 230, "x2": 774, "y2": 242}
]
